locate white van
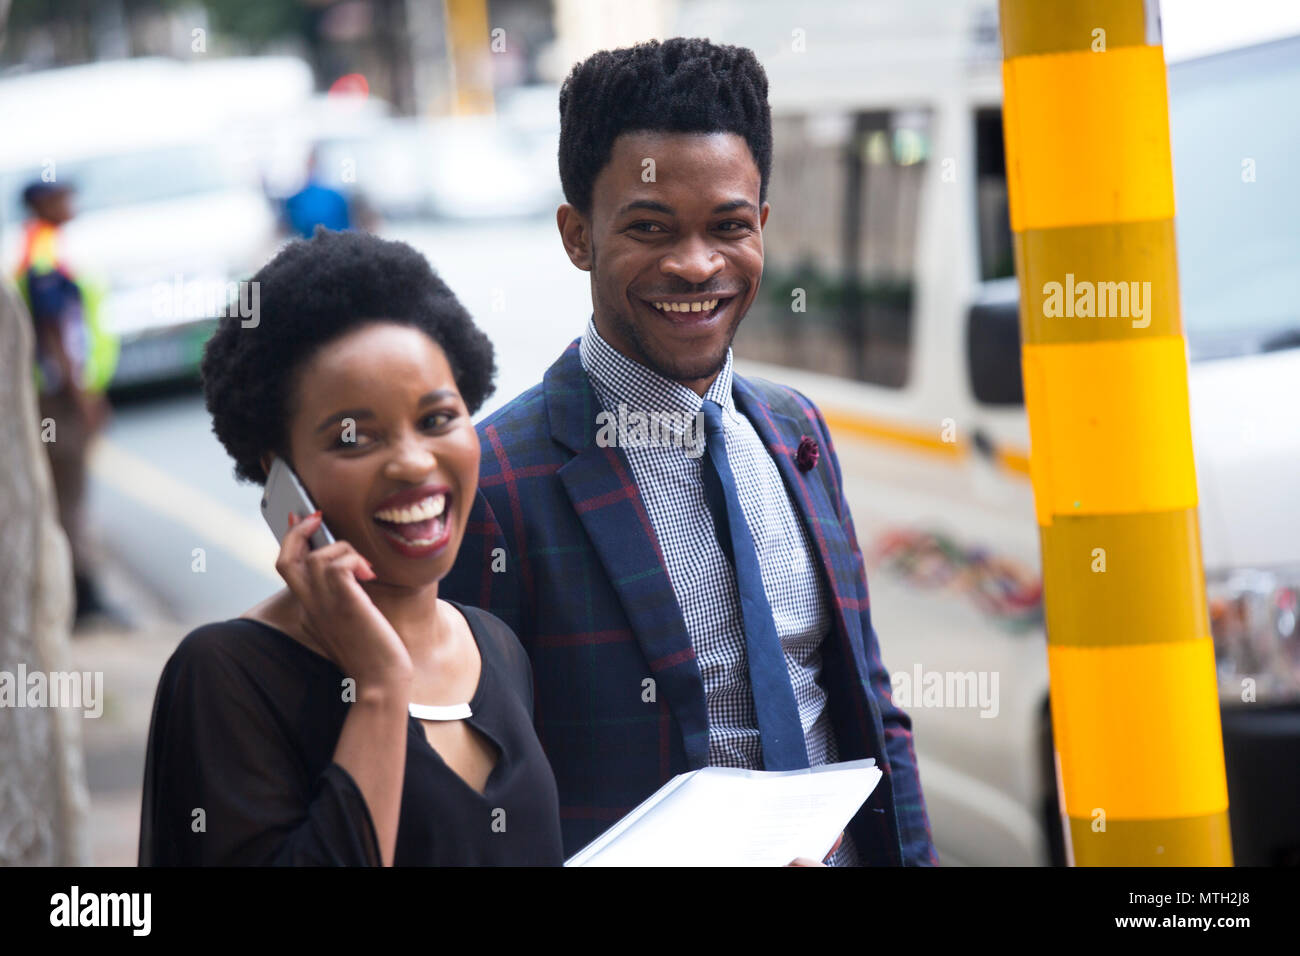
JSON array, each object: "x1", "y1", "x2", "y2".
[
  {"x1": 689, "y1": 2, "x2": 1300, "y2": 864},
  {"x1": 0, "y1": 57, "x2": 309, "y2": 387}
]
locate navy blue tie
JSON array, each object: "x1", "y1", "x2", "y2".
[{"x1": 699, "y1": 399, "x2": 810, "y2": 770}]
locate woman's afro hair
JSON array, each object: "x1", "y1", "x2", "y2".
[
  {"x1": 201, "y1": 227, "x2": 495, "y2": 485},
  {"x1": 558, "y1": 37, "x2": 772, "y2": 215}
]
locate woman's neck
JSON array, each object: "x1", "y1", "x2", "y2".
[
  {"x1": 259, "y1": 578, "x2": 453, "y2": 663},
  {"x1": 359, "y1": 579, "x2": 450, "y2": 659}
]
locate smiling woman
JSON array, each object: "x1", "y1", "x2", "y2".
[{"x1": 138, "y1": 228, "x2": 564, "y2": 866}]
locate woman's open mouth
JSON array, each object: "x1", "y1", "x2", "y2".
[{"x1": 372, "y1": 492, "x2": 452, "y2": 558}]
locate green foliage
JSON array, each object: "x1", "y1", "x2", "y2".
[
  {"x1": 8, "y1": 0, "x2": 310, "y2": 47},
  {"x1": 185, "y1": 0, "x2": 310, "y2": 47}
]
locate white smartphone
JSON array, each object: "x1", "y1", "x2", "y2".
[{"x1": 261, "y1": 455, "x2": 336, "y2": 550}]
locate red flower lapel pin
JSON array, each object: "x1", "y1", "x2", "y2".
[{"x1": 795, "y1": 435, "x2": 820, "y2": 472}]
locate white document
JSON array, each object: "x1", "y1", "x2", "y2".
[{"x1": 564, "y1": 758, "x2": 881, "y2": 867}]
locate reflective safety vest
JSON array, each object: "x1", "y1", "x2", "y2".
[{"x1": 14, "y1": 220, "x2": 118, "y2": 394}]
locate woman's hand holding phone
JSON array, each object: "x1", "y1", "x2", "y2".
[
  {"x1": 277, "y1": 511, "x2": 413, "y2": 694},
  {"x1": 277, "y1": 510, "x2": 412, "y2": 866}
]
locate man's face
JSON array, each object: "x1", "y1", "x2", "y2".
[
  {"x1": 559, "y1": 131, "x2": 769, "y2": 394},
  {"x1": 32, "y1": 189, "x2": 74, "y2": 225}
]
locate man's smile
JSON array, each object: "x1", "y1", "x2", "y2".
[{"x1": 636, "y1": 293, "x2": 739, "y2": 326}]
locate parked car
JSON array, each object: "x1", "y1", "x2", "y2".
[{"x1": 0, "y1": 57, "x2": 305, "y2": 388}]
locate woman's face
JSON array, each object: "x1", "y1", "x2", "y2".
[{"x1": 275, "y1": 321, "x2": 480, "y2": 589}]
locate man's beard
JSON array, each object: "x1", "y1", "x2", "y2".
[{"x1": 609, "y1": 304, "x2": 739, "y2": 384}]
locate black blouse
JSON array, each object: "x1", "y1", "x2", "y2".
[{"x1": 138, "y1": 601, "x2": 563, "y2": 866}]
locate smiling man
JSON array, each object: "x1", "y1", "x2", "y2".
[{"x1": 440, "y1": 37, "x2": 937, "y2": 866}]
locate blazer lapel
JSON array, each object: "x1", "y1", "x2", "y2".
[
  {"x1": 545, "y1": 342, "x2": 711, "y2": 769},
  {"x1": 732, "y1": 378, "x2": 901, "y2": 860},
  {"x1": 732, "y1": 376, "x2": 873, "y2": 697}
]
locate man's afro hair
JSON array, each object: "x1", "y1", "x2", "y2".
[
  {"x1": 201, "y1": 227, "x2": 495, "y2": 486},
  {"x1": 558, "y1": 37, "x2": 772, "y2": 215}
]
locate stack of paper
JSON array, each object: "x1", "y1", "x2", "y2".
[{"x1": 565, "y1": 758, "x2": 881, "y2": 867}]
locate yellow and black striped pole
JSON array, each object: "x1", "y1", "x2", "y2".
[
  {"x1": 445, "y1": 0, "x2": 495, "y2": 115},
  {"x1": 998, "y1": 0, "x2": 1232, "y2": 865}
]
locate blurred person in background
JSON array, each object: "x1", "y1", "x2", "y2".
[
  {"x1": 282, "y1": 147, "x2": 353, "y2": 238},
  {"x1": 13, "y1": 179, "x2": 122, "y2": 628}
]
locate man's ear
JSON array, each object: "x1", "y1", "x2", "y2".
[
  {"x1": 759, "y1": 201, "x2": 770, "y2": 230},
  {"x1": 556, "y1": 203, "x2": 593, "y2": 272},
  {"x1": 260, "y1": 451, "x2": 274, "y2": 478}
]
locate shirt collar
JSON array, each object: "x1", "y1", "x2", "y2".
[{"x1": 579, "y1": 314, "x2": 736, "y2": 422}]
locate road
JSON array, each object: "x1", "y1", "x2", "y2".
[{"x1": 70, "y1": 216, "x2": 592, "y2": 864}]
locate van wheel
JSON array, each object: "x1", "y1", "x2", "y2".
[{"x1": 1040, "y1": 699, "x2": 1068, "y2": 867}]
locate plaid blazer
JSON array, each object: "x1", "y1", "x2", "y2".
[{"x1": 440, "y1": 339, "x2": 938, "y2": 865}]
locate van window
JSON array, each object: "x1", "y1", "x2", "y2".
[
  {"x1": 968, "y1": 38, "x2": 1300, "y2": 360},
  {"x1": 1169, "y1": 37, "x2": 1300, "y2": 357},
  {"x1": 1, "y1": 144, "x2": 241, "y2": 231},
  {"x1": 735, "y1": 109, "x2": 929, "y2": 388},
  {"x1": 976, "y1": 108, "x2": 1014, "y2": 281}
]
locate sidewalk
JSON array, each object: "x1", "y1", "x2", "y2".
[{"x1": 64, "y1": 541, "x2": 188, "y2": 867}]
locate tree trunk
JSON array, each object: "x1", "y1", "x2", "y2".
[{"x1": 0, "y1": 280, "x2": 90, "y2": 866}]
